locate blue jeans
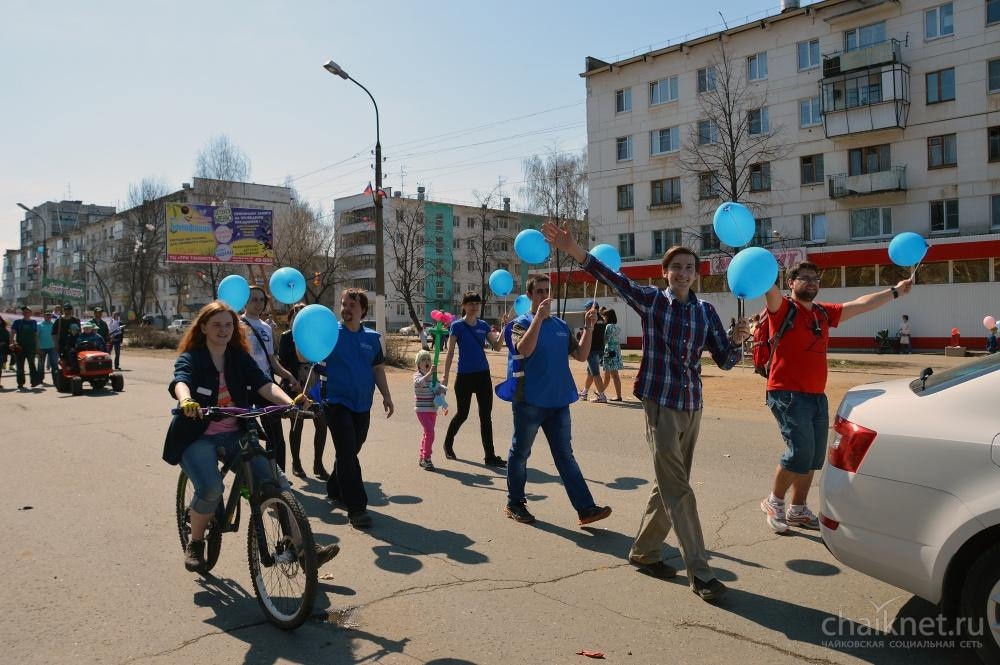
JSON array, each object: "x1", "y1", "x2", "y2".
[
  {"x1": 507, "y1": 402, "x2": 597, "y2": 514},
  {"x1": 179, "y1": 430, "x2": 289, "y2": 515},
  {"x1": 38, "y1": 347, "x2": 58, "y2": 384},
  {"x1": 767, "y1": 390, "x2": 829, "y2": 474}
]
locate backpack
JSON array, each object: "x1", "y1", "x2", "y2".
[{"x1": 751, "y1": 298, "x2": 827, "y2": 378}]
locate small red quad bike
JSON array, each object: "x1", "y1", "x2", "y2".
[{"x1": 57, "y1": 349, "x2": 124, "y2": 395}]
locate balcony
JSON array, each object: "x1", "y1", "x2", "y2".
[
  {"x1": 822, "y1": 39, "x2": 901, "y2": 77},
  {"x1": 828, "y1": 166, "x2": 906, "y2": 198},
  {"x1": 820, "y1": 40, "x2": 909, "y2": 138}
]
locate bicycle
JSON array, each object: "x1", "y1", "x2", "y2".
[{"x1": 173, "y1": 403, "x2": 319, "y2": 630}]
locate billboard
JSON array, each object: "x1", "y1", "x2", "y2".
[
  {"x1": 41, "y1": 278, "x2": 86, "y2": 302},
  {"x1": 165, "y1": 203, "x2": 274, "y2": 264}
]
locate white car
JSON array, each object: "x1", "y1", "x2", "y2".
[
  {"x1": 166, "y1": 318, "x2": 191, "y2": 333},
  {"x1": 820, "y1": 353, "x2": 1000, "y2": 663}
]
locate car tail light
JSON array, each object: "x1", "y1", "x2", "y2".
[
  {"x1": 819, "y1": 513, "x2": 839, "y2": 531},
  {"x1": 829, "y1": 416, "x2": 877, "y2": 472}
]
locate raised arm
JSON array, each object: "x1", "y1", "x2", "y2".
[{"x1": 840, "y1": 278, "x2": 913, "y2": 323}]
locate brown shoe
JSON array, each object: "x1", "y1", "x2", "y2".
[{"x1": 578, "y1": 505, "x2": 612, "y2": 525}]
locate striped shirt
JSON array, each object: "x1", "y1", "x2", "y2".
[
  {"x1": 413, "y1": 372, "x2": 437, "y2": 412},
  {"x1": 582, "y1": 253, "x2": 741, "y2": 411}
]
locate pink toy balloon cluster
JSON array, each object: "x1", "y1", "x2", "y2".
[
  {"x1": 985, "y1": 315, "x2": 997, "y2": 330},
  {"x1": 430, "y1": 310, "x2": 455, "y2": 325}
]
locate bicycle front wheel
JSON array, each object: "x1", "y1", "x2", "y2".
[
  {"x1": 175, "y1": 471, "x2": 222, "y2": 573},
  {"x1": 247, "y1": 485, "x2": 318, "y2": 630}
]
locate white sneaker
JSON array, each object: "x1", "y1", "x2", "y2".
[
  {"x1": 760, "y1": 497, "x2": 789, "y2": 534},
  {"x1": 594, "y1": 393, "x2": 608, "y2": 403},
  {"x1": 578, "y1": 391, "x2": 588, "y2": 401},
  {"x1": 786, "y1": 505, "x2": 820, "y2": 530}
]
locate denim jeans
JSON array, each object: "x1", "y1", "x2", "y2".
[
  {"x1": 767, "y1": 390, "x2": 829, "y2": 474},
  {"x1": 507, "y1": 401, "x2": 597, "y2": 514},
  {"x1": 37, "y1": 347, "x2": 59, "y2": 384},
  {"x1": 179, "y1": 430, "x2": 289, "y2": 515}
]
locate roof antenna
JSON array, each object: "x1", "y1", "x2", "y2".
[{"x1": 718, "y1": 11, "x2": 729, "y2": 29}]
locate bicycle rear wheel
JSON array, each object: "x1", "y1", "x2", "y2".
[
  {"x1": 247, "y1": 485, "x2": 318, "y2": 630},
  {"x1": 175, "y1": 471, "x2": 223, "y2": 572}
]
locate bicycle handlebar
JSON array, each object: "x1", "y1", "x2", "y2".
[{"x1": 170, "y1": 404, "x2": 315, "y2": 419}]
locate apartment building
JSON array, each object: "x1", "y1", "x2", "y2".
[{"x1": 577, "y1": 0, "x2": 1000, "y2": 349}]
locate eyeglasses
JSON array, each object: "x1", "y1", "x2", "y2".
[{"x1": 794, "y1": 276, "x2": 821, "y2": 284}]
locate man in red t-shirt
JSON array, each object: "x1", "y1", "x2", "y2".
[{"x1": 760, "y1": 261, "x2": 913, "y2": 533}]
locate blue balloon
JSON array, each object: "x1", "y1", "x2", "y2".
[
  {"x1": 217, "y1": 275, "x2": 250, "y2": 311},
  {"x1": 489, "y1": 269, "x2": 514, "y2": 297},
  {"x1": 888, "y1": 232, "x2": 928, "y2": 267},
  {"x1": 713, "y1": 202, "x2": 756, "y2": 248},
  {"x1": 514, "y1": 229, "x2": 550, "y2": 264},
  {"x1": 269, "y1": 267, "x2": 306, "y2": 304},
  {"x1": 292, "y1": 304, "x2": 340, "y2": 363},
  {"x1": 513, "y1": 294, "x2": 531, "y2": 316},
  {"x1": 591, "y1": 244, "x2": 622, "y2": 272},
  {"x1": 727, "y1": 247, "x2": 779, "y2": 299}
]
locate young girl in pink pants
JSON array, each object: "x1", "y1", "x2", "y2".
[{"x1": 413, "y1": 350, "x2": 446, "y2": 470}]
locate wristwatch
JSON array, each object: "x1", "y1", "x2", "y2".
[{"x1": 890, "y1": 286, "x2": 899, "y2": 299}]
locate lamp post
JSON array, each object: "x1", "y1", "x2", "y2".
[
  {"x1": 323, "y1": 59, "x2": 385, "y2": 336},
  {"x1": 17, "y1": 203, "x2": 47, "y2": 309}
]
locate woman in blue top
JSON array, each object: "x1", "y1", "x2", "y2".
[{"x1": 441, "y1": 291, "x2": 506, "y2": 467}]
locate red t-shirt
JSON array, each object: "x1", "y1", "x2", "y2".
[{"x1": 766, "y1": 298, "x2": 844, "y2": 394}]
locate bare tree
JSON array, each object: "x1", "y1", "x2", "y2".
[
  {"x1": 273, "y1": 195, "x2": 342, "y2": 305},
  {"x1": 521, "y1": 148, "x2": 588, "y2": 317},
  {"x1": 116, "y1": 177, "x2": 173, "y2": 317},
  {"x1": 679, "y1": 42, "x2": 790, "y2": 240},
  {"x1": 383, "y1": 200, "x2": 435, "y2": 332},
  {"x1": 461, "y1": 188, "x2": 516, "y2": 309}
]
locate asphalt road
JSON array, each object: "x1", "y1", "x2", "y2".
[{"x1": 0, "y1": 349, "x2": 981, "y2": 665}]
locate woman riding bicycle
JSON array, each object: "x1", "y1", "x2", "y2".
[{"x1": 163, "y1": 301, "x2": 338, "y2": 573}]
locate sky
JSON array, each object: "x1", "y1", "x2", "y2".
[{"x1": 0, "y1": 0, "x2": 794, "y2": 258}]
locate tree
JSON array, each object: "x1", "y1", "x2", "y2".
[
  {"x1": 462, "y1": 188, "x2": 516, "y2": 309},
  {"x1": 383, "y1": 199, "x2": 435, "y2": 332},
  {"x1": 116, "y1": 177, "x2": 173, "y2": 317},
  {"x1": 521, "y1": 148, "x2": 588, "y2": 317},
  {"x1": 679, "y1": 41, "x2": 790, "y2": 244},
  {"x1": 272, "y1": 194, "x2": 342, "y2": 306}
]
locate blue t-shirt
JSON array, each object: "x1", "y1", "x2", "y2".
[
  {"x1": 449, "y1": 318, "x2": 491, "y2": 374},
  {"x1": 509, "y1": 313, "x2": 579, "y2": 408},
  {"x1": 323, "y1": 324, "x2": 385, "y2": 412},
  {"x1": 38, "y1": 320, "x2": 55, "y2": 349}
]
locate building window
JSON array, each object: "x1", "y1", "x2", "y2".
[
  {"x1": 953, "y1": 259, "x2": 990, "y2": 283},
  {"x1": 616, "y1": 136, "x2": 633, "y2": 161},
  {"x1": 849, "y1": 144, "x2": 891, "y2": 175},
  {"x1": 802, "y1": 213, "x2": 827, "y2": 243},
  {"x1": 652, "y1": 228, "x2": 684, "y2": 255},
  {"x1": 991, "y1": 126, "x2": 1000, "y2": 162},
  {"x1": 498, "y1": 218, "x2": 508, "y2": 229},
  {"x1": 618, "y1": 232, "x2": 635, "y2": 258},
  {"x1": 699, "y1": 171, "x2": 721, "y2": 199},
  {"x1": 436, "y1": 282, "x2": 445, "y2": 298},
  {"x1": 700, "y1": 224, "x2": 720, "y2": 251},
  {"x1": 617, "y1": 184, "x2": 634, "y2": 211},
  {"x1": 467, "y1": 217, "x2": 475, "y2": 228},
  {"x1": 752, "y1": 218, "x2": 773, "y2": 246},
  {"x1": 747, "y1": 52, "x2": 768, "y2": 81},
  {"x1": 615, "y1": 88, "x2": 632, "y2": 113},
  {"x1": 650, "y1": 177, "x2": 681, "y2": 206},
  {"x1": 748, "y1": 107, "x2": 769, "y2": 135},
  {"x1": 496, "y1": 240, "x2": 508, "y2": 251},
  {"x1": 992, "y1": 194, "x2": 1000, "y2": 228},
  {"x1": 453, "y1": 238, "x2": 461, "y2": 249},
  {"x1": 927, "y1": 134, "x2": 957, "y2": 168},
  {"x1": 467, "y1": 261, "x2": 475, "y2": 271},
  {"x1": 990, "y1": 59, "x2": 1000, "y2": 93},
  {"x1": 799, "y1": 96, "x2": 822, "y2": 127},
  {"x1": 697, "y1": 120, "x2": 718, "y2": 145},
  {"x1": 649, "y1": 76, "x2": 679, "y2": 105},
  {"x1": 749, "y1": 162, "x2": 771, "y2": 192},
  {"x1": 650, "y1": 127, "x2": 680, "y2": 155},
  {"x1": 396, "y1": 303, "x2": 405, "y2": 316},
  {"x1": 800, "y1": 154, "x2": 825, "y2": 185},
  {"x1": 697, "y1": 67, "x2": 716, "y2": 93},
  {"x1": 467, "y1": 239, "x2": 475, "y2": 250},
  {"x1": 434, "y1": 214, "x2": 444, "y2": 231},
  {"x1": 850, "y1": 207, "x2": 892, "y2": 239},
  {"x1": 797, "y1": 39, "x2": 820, "y2": 70},
  {"x1": 926, "y1": 68, "x2": 956, "y2": 103},
  {"x1": 990, "y1": 0, "x2": 1000, "y2": 25},
  {"x1": 453, "y1": 215, "x2": 460, "y2": 227},
  {"x1": 929, "y1": 199, "x2": 959, "y2": 233},
  {"x1": 845, "y1": 21, "x2": 886, "y2": 51},
  {"x1": 925, "y1": 3, "x2": 954, "y2": 39}
]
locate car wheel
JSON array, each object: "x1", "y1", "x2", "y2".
[{"x1": 960, "y1": 542, "x2": 1000, "y2": 663}]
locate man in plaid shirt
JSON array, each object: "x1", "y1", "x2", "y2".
[{"x1": 543, "y1": 222, "x2": 749, "y2": 601}]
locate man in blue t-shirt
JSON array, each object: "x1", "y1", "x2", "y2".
[
  {"x1": 504, "y1": 274, "x2": 612, "y2": 527},
  {"x1": 322, "y1": 288, "x2": 394, "y2": 529},
  {"x1": 12, "y1": 305, "x2": 41, "y2": 389},
  {"x1": 37, "y1": 311, "x2": 58, "y2": 385}
]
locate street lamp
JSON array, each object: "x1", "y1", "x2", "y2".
[
  {"x1": 17, "y1": 202, "x2": 47, "y2": 309},
  {"x1": 323, "y1": 59, "x2": 386, "y2": 335}
]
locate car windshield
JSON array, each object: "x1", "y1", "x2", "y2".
[{"x1": 910, "y1": 353, "x2": 1000, "y2": 393}]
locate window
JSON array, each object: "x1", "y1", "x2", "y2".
[
  {"x1": 652, "y1": 228, "x2": 684, "y2": 255},
  {"x1": 434, "y1": 214, "x2": 444, "y2": 232},
  {"x1": 700, "y1": 224, "x2": 720, "y2": 251},
  {"x1": 618, "y1": 232, "x2": 635, "y2": 257},
  {"x1": 845, "y1": 265, "x2": 877, "y2": 287},
  {"x1": 845, "y1": 21, "x2": 886, "y2": 51},
  {"x1": 927, "y1": 134, "x2": 957, "y2": 168},
  {"x1": 849, "y1": 144, "x2": 891, "y2": 175},
  {"x1": 803, "y1": 213, "x2": 827, "y2": 243},
  {"x1": 615, "y1": 88, "x2": 632, "y2": 113},
  {"x1": 850, "y1": 207, "x2": 892, "y2": 239},
  {"x1": 616, "y1": 136, "x2": 633, "y2": 161},
  {"x1": 434, "y1": 238, "x2": 444, "y2": 252},
  {"x1": 752, "y1": 218, "x2": 773, "y2": 246},
  {"x1": 797, "y1": 39, "x2": 820, "y2": 70},
  {"x1": 496, "y1": 240, "x2": 508, "y2": 251},
  {"x1": 992, "y1": 194, "x2": 1000, "y2": 228},
  {"x1": 649, "y1": 76, "x2": 679, "y2": 105},
  {"x1": 650, "y1": 126, "x2": 680, "y2": 155},
  {"x1": 748, "y1": 107, "x2": 769, "y2": 135},
  {"x1": 990, "y1": 0, "x2": 1000, "y2": 25},
  {"x1": 697, "y1": 120, "x2": 718, "y2": 145},
  {"x1": 800, "y1": 154, "x2": 825, "y2": 185},
  {"x1": 617, "y1": 184, "x2": 634, "y2": 211},
  {"x1": 467, "y1": 261, "x2": 475, "y2": 271},
  {"x1": 436, "y1": 282, "x2": 445, "y2": 299},
  {"x1": 926, "y1": 68, "x2": 955, "y2": 103},
  {"x1": 467, "y1": 217, "x2": 475, "y2": 228},
  {"x1": 990, "y1": 126, "x2": 1000, "y2": 161},
  {"x1": 747, "y1": 52, "x2": 768, "y2": 81},
  {"x1": 650, "y1": 177, "x2": 681, "y2": 206},
  {"x1": 453, "y1": 238, "x2": 460, "y2": 249},
  {"x1": 498, "y1": 218, "x2": 508, "y2": 229},
  {"x1": 990, "y1": 59, "x2": 1000, "y2": 93},
  {"x1": 453, "y1": 215, "x2": 460, "y2": 227},
  {"x1": 396, "y1": 303, "x2": 405, "y2": 316},
  {"x1": 825, "y1": 72, "x2": 884, "y2": 110},
  {"x1": 467, "y1": 239, "x2": 475, "y2": 250},
  {"x1": 952, "y1": 259, "x2": 990, "y2": 283},
  {"x1": 929, "y1": 199, "x2": 959, "y2": 233},
  {"x1": 749, "y1": 162, "x2": 771, "y2": 192},
  {"x1": 699, "y1": 171, "x2": 721, "y2": 199},
  {"x1": 799, "y1": 96, "x2": 822, "y2": 127},
  {"x1": 697, "y1": 67, "x2": 716, "y2": 93},
  {"x1": 925, "y1": 3, "x2": 954, "y2": 39}
]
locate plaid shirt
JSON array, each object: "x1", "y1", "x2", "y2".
[{"x1": 582, "y1": 254, "x2": 741, "y2": 411}]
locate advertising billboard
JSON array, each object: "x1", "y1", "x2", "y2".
[{"x1": 166, "y1": 202, "x2": 274, "y2": 264}]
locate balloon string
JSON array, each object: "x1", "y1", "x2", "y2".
[{"x1": 292, "y1": 364, "x2": 315, "y2": 430}]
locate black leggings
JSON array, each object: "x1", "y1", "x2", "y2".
[
  {"x1": 443, "y1": 369, "x2": 496, "y2": 458},
  {"x1": 289, "y1": 407, "x2": 327, "y2": 469}
]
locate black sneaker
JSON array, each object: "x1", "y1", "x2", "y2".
[
  {"x1": 419, "y1": 458, "x2": 436, "y2": 471},
  {"x1": 313, "y1": 464, "x2": 330, "y2": 481},
  {"x1": 348, "y1": 510, "x2": 372, "y2": 528},
  {"x1": 184, "y1": 539, "x2": 206, "y2": 572},
  {"x1": 578, "y1": 505, "x2": 612, "y2": 526},
  {"x1": 630, "y1": 559, "x2": 678, "y2": 579},
  {"x1": 505, "y1": 503, "x2": 535, "y2": 524},
  {"x1": 443, "y1": 444, "x2": 457, "y2": 460},
  {"x1": 315, "y1": 543, "x2": 340, "y2": 568},
  {"x1": 291, "y1": 462, "x2": 307, "y2": 478},
  {"x1": 484, "y1": 455, "x2": 507, "y2": 468},
  {"x1": 691, "y1": 577, "x2": 727, "y2": 601}
]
